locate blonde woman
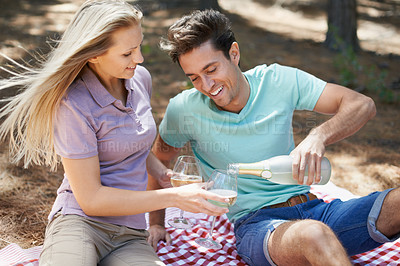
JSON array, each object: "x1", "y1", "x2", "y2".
[{"x1": 0, "y1": 1, "x2": 228, "y2": 265}]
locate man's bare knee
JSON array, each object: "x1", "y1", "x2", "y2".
[
  {"x1": 298, "y1": 220, "x2": 337, "y2": 245},
  {"x1": 268, "y1": 220, "x2": 351, "y2": 266}
]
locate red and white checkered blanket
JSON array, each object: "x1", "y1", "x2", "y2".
[{"x1": 1, "y1": 182, "x2": 399, "y2": 266}]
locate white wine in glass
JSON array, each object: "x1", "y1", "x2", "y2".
[
  {"x1": 168, "y1": 155, "x2": 203, "y2": 229},
  {"x1": 195, "y1": 169, "x2": 237, "y2": 249},
  {"x1": 171, "y1": 174, "x2": 203, "y2": 187},
  {"x1": 207, "y1": 189, "x2": 237, "y2": 207}
]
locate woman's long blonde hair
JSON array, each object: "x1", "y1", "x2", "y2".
[{"x1": 0, "y1": 0, "x2": 142, "y2": 170}]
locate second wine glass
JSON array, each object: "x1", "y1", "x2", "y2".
[
  {"x1": 195, "y1": 169, "x2": 237, "y2": 249},
  {"x1": 168, "y1": 155, "x2": 203, "y2": 229}
]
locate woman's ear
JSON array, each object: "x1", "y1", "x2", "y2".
[{"x1": 88, "y1": 57, "x2": 99, "y2": 64}]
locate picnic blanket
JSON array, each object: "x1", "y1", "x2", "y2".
[{"x1": 1, "y1": 182, "x2": 399, "y2": 266}]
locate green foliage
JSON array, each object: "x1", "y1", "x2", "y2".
[
  {"x1": 141, "y1": 44, "x2": 152, "y2": 55},
  {"x1": 333, "y1": 45, "x2": 360, "y2": 88},
  {"x1": 332, "y1": 32, "x2": 398, "y2": 104}
]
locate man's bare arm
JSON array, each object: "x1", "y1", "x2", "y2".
[
  {"x1": 291, "y1": 83, "x2": 376, "y2": 184},
  {"x1": 152, "y1": 134, "x2": 182, "y2": 168},
  {"x1": 147, "y1": 135, "x2": 183, "y2": 249}
]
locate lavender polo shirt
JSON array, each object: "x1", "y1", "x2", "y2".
[{"x1": 50, "y1": 65, "x2": 156, "y2": 229}]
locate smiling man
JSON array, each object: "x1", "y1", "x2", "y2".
[
  {"x1": 179, "y1": 40, "x2": 249, "y2": 113},
  {"x1": 149, "y1": 9, "x2": 400, "y2": 266}
]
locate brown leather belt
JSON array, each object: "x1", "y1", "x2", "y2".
[{"x1": 265, "y1": 193, "x2": 318, "y2": 209}]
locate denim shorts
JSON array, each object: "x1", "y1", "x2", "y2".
[{"x1": 234, "y1": 189, "x2": 397, "y2": 266}]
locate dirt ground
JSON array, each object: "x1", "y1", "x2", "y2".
[{"x1": 0, "y1": 0, "x2": 399, "y2": 249}]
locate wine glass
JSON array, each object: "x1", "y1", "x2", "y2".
[
  {"x1": 168, "y1": 155, "x2": 203, "y2": 229},
  {"x1": 195, "y1": 169, "x2": 237, "y2": 249}
]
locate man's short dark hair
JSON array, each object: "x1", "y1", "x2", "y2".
[{"x1": 160, "y1": 9, "x2": 236, "y2": 64}]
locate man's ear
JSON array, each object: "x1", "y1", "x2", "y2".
[{"x1": 229, "y1": 42, "x2": 240, "y2": 64}]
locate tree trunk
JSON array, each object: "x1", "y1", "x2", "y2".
[
  {"x1": 325, "y1": 0, "x2": 360, "y2": 52},
  {"x1": 200, "y1": 0, "x2": 221, "y2": 11}
]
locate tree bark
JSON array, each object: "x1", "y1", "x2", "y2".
[{"x1": 325, "y1": 0, "x2": 360, "y2": 52}]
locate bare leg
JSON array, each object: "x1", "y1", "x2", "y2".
[
  {"x1": 268, "y1": 220, "x2": 351, "y2": 266},
  {"x1": 376, "y1": 188, "x2": 400, "y2": 238}
]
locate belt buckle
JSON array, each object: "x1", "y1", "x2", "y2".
[{"x1": 287, "y1": 194, "x2": 306, "y2": 207}]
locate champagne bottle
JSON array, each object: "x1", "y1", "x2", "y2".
[{"x1": 227, "y1": 155, "x2": 331, "y2": 185}]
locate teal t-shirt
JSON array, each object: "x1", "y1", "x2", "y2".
[{"x1": 159, "y1": 63, "x2": 327, "y2": 222}]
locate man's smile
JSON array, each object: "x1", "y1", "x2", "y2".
[{"x1": 210, "y1": 86, "x2": 223, "y2": 96}]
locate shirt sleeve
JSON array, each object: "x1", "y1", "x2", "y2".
[
  {"x1": 293, "y1": 67, "x2": 327, "y2": 111},
  {"x1": 158, "y1": 94, "x2": 191, "y2": 148},
  {"x1": 53, "y1": 98, "x2": 98, "y2": 159}
]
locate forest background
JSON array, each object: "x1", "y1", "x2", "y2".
[{"x1": 0, "y1": 0, "x2": 399, "y2": 249}]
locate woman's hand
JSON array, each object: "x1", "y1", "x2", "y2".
[
  {"x1": 171, "y1": 183, "x2": 229, "y2": 217},
  {"x1": 62, "y1": 155, "x2": 228, "y2": 217},
  {"x1": 147, "y1": 224, "x2": 171, "y2": 251}
]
